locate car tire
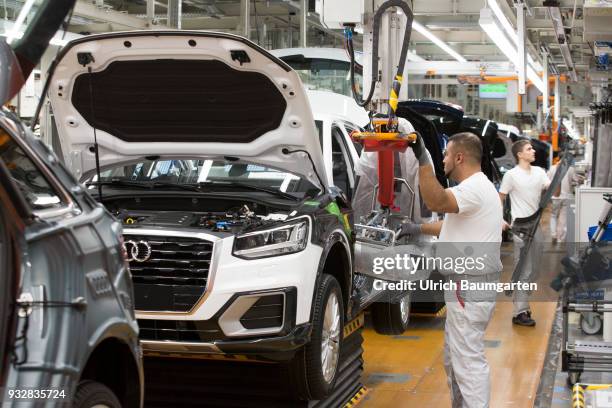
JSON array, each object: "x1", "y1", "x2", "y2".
[
  {"x1": 73, "y1": 380, "x2": 121, "y2": 408},
  {"x1": 287, "y1": 273, "x2": 344, "y2": 400},
  {"x1": 371, "y1": 292, "x2": 410, "y2": 335}
]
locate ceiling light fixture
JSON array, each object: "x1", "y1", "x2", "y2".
[
  {"x1": 486, "y1": 0, "x2": 543, "y2": 74},
  {"x1": 479, "y1": 8, "x2": 544, "y2": 92},
  {"x1": 407, "y1": 51, "x2": 426, "y2": 62},
  {"x1": 6, "y1": 0, "x2": 37, "y2": 44},
  {"x1": 412, "y1": 20, "x2": 467, "y2": 62}
]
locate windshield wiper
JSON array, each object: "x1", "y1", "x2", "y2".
[
  {"x1": 199, "y1": 181, "x2": 299, "y2": 201},
  {"x1": 86, "y1": 180, "x2": 202, "y2": 192}
]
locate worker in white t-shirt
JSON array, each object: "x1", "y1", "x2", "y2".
[
  {"x1": 400, "y1": 128, "x2": 503, "y2": 408},
  {"x1": 499, "y1": 139, "x2": 550, "y2": 327}
]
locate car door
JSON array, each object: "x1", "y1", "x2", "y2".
[
  {"x1": 0, "y1": 157, "x2": 29, "y2": 389},
  {"x1": 330, "y1": 123, "x2": 357, "y2": 200}
]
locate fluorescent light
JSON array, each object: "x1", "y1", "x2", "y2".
[
  {"x1": 412, "y1": 20, "x2": 467, "y2": 62},
  {"x1": 486, "y1": 0, "x2": 518, "y2": 47},
  {"x1": 1, "y1": 30, "x2": 69, "y2": 47},
  {"x1": 486, "y1": 0, "x2": 543, "y2": 74},
  {"x1": 6, "y1": 0, "x2": 36, "y2": 44},
  {"x1": 480, "y1": 8, "x2": 544, "y2": 93},
  {"x1": 480, "y1": 16, "x2": 518, "y2": 62},
  {"x1": 407, "y1": 51, "x2": 425, "y2": 62}
]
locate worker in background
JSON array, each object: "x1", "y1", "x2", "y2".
[
  {"x1": 400, "y1": 126, "x2": 503, "y2": 408},
  {"x1": 499, "y1": 140, "x2": 550, "y2": 327},
  {"x1": 548, "y1": 152, "x2": 579, "y2": 244}
]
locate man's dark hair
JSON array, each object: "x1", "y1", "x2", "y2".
[
  {"x1": 448, "y1": 132, "x2": 482, "y2": 164},
  {"x1": 511, "y1": 139, "x2": 531, "y2": 162}
]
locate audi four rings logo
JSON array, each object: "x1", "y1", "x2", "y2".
[{"x1": 123, "y1": 240, "x2": 152, "y2": 262}]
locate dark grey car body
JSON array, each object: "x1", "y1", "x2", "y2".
[{"x1": 0, "y1": 110, "x2": 143, "y2": 407}]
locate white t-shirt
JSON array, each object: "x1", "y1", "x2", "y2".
[
  {"x1": 500, "y1": 165, "x2": 550, "y2": 220},
  {"x1": 439, "y1": 172, "x2": 503, "y2": 243}
]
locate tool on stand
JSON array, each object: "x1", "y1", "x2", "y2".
[{"x1": 344, "y1": 0, "x2": 419, "y2": 247}]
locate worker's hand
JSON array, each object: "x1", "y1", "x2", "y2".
[
  {"x1": 396, "y1": 221, "x2": 422, "y2": 240},
  {"x1": 502, "y1": 220, "x2": 510, "y2": 231},
  {"x1": 405, "y1": 130, "x2": 432, "y2": 167}
]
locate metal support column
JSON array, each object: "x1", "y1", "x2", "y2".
[
  {"x1": 553, "y1": 75, "x2": 560, "y2": 151},
  {"x1": 300, "y1": 0, "x2": 308, "y2": 47},
  {"x1": 147, "y1": 0, "x2": 155, "y2": 26},
  {"x1": 517, "y1": 3, "x2": 526, "y2": 95},
  {"x1": 554, "y1": 75, "x2": 560, "y2": 123},
  {"x1": 543, "y1": 52, "x2": 549, "y2": 130},
  {"x1": 241, "y1": 0, "x2": 250, "y2": 39},
  {"x1": 167, "y1": 0, "x2": 181, "y2": 29}
]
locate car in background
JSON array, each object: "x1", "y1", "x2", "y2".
[
  {"x1": 270, "y1": 48, "x2": 363, "y2": 98},
  {"x1": 398, "y1": 99, "x2": 503, "y2": 187},
  {"x1": 492, "y1": 123, "x2": 518, "y2": 174}
]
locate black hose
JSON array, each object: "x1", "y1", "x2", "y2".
[
  {"x1": 345, "y1": 0, "x2": 414, "y2": 111},
  {"x1": 11, "y1": 0, "x2": 76, "y2": 80}
]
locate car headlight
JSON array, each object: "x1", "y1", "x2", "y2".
[{"x1": 233, "y1": 220, "x2": 309, "y2": 259}]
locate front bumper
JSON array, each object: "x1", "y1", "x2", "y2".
[{"x1": 141, "y1": 322, "x2": 312, "y2": 361}]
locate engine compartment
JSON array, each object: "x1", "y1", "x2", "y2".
[{"x1": 103, "y1": 195, "x2": 292, "y2": 234}]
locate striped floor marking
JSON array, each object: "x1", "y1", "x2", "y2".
[{"x1": 344, "y1": 386, "x2": 369, "y2": 408}]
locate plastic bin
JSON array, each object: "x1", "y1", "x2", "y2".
[{"x1": 588, "y1": 223, "x2": 612, "y2": 241}]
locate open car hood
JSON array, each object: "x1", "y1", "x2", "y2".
[{"x1": 48, "y1": 31, "x2": 327, "y2": 189}]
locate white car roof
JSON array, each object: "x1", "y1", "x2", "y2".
[
  {"x1": 307, "y1": 90, "x2": 369, "y2": 128},
  {"x1": 270, "y1": 47, "x2": 363, "y2": 65}
]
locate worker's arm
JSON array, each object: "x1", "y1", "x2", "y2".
[
  {"x1": 418, "y1": 164, "x2": 459, "y2": 214},
  {"x1": 420, "y1": 220, "x2": 443, "y2": 236},
  {"x1": 403, "y1": 123, "x2": 457, "y2": 213}
]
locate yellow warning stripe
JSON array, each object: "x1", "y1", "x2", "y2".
[
  {"x1": 344, "y1": 386, "x2": 369, "y2": 408},
  {"x1": 389, "y1": 98, "x2": 398, "y2": 112},
  {"x1": 411, "y1": 305, "x2": 447, "y2": 318},
  {"x1": 344, "y1": 313, "x2": 365, "y2": 338},
  {"x1": 572, "y1": 384, "x2": 585, "y2": 408}
]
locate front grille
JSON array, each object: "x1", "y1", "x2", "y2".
[
  {"x1": 138, "y1": 319, "x2": 222, "y2": 342},
  {"x1": 239, "y1": 295, "x2": 284, "y2": 330},
  {"x1": 125, "y1": 235, "x2": 213, "y2": 312}
]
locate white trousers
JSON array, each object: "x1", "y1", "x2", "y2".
[
  {"x1": 550, "y1": 199, "x2": 568, "y2": 242},
  {"x1": 512, "y1": 228, "x2": 543, "y2": 316},
  {"x1": 444, "y1": 293, "x2": 496, "y2": 408}
]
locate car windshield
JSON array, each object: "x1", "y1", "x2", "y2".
[
  {"x1": 280, "y1": 56, "x2": 362, "y2": 98},
  {"x1": 90, "y1": 159, "x2": 317, "y2": 196}
]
